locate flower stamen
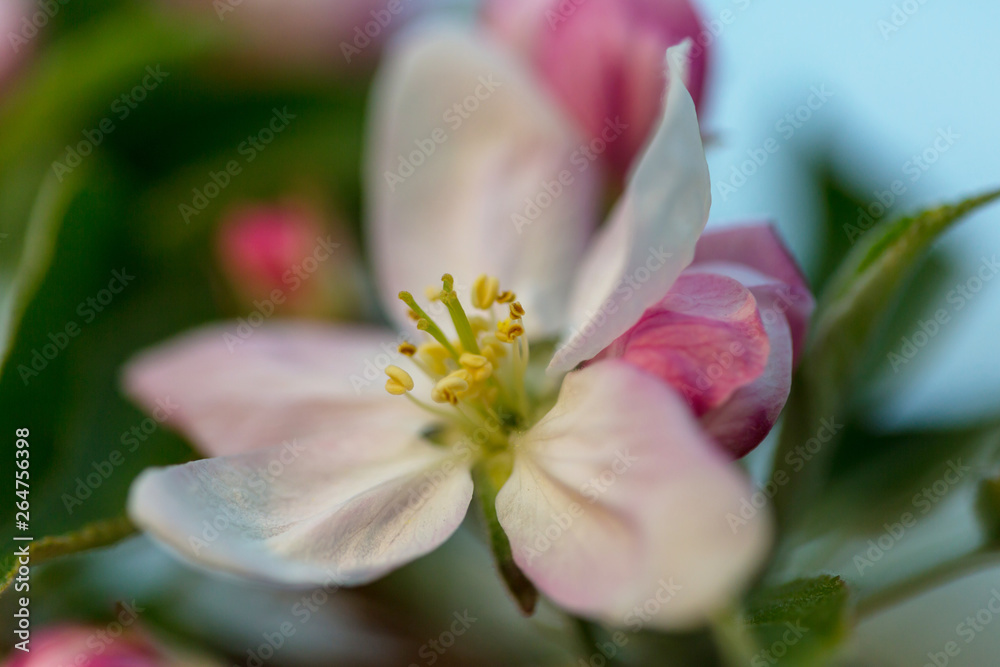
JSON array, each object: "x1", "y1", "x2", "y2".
[
  {"x1": 471, "y1": 274, "x2": 500, "y2": 310},
  {"x1": 384, "y1": 365, "x2": 415, "y2": 395}
]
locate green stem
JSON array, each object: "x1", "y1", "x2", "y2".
[
  {"x1": 472, "y1": 459, "x2": 538, "y2": 615},
  {"x1": 441, "y1": 275, "x2": 480, "y2": 355},
  {"x1": 856, "y1": 548, "x2": 1000, "y2": 619},
  {"x1": 398, "y1": 291, "x2": 460, "y2": 359},
  {"x1": 2, "y1": 516, "x2": 136, "y2": 596}
]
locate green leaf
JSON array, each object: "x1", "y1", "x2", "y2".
[
  {"x1": 731, "y1": 576, "x2": 852, "y2": 667},
  {"x1": 975, "y1": 475, "x2": 1000, "y2": 547},
  {"x1": 0, "y1": 168, "x2": 87, "y2": 374},
  {"x1": 1, "y1": 517, "x2": 135, "y2": 596},
  {"x1": 0, "y1": 5, "x2": 225, "y2": 377},
  {"x1": 771, "y1": 189, "x2": 1000, "y2": 528}
]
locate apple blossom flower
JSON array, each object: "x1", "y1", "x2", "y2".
[
  {"x1": 215, "y1": 201, "x2": 364, "y2": 318},
  {"x1": 123, "y1": 27, "x2": 805, "y2": 629},
  {"x1": 2, "y1": 625, "x2": 217, "y2": 667},
  {"x1": 483, "y1": 0, "x2": 710, "y2": 178}
]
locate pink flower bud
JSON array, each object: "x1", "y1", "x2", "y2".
[
  {"x1": 216, "y1": 202, "x2": 361, "y2": 318},
  {"x1": 484, "y1": 0, "x2": 710, "y2": 177},
  {"x1": 3, "y1": 625, "x2": 163, "y2": 667}
]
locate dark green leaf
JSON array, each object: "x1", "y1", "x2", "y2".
[
  {"x1": 772, "y1": 189, "x2": 1000, "y2": 528},
  {"x1": 734, "y1": 576, "x2": 852, "y2": 667}
]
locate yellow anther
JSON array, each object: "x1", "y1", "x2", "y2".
[
  {"x1": 385, "y1": 365, "x2": 414, "y2": 396},
  {"x1": 480, "y1": 340, "x2": 506, "y2": 364},
  {"x1": 497, "y1": 290, "x2": 516, "y2": 304},
  {"x1": 509, "y1": 301, "x2": 525, "y2": 319},
  {"x1": 418, "y1": 342, "x2": 450, "y2": 375},
  {"x1": 431, "y1": 373, "x2": 470, "y2": 405},
  {"x1": 406, "y1": 310, "x2": 420, "y2": 321},
  {"x1": 460, "y1": 353, "x2": 489, "y2": 369},
  {"x1": 468, "y1": 315, "x2": 491, "y2": 335},
  {"x1": 471, "y1": 274, "x2": 500, "y2": 309},
  {"x1": 460, "y1": 352, "x2": 493, "y2": 382},
  {"x1": 425, "y1": 286, "x2": 443, "y2": 302},
  {"x1": 496, "y1": 317, "x2": 525, "y2": 343},
  {"x1": 496, "y1": 318, "x2": 513, "y2": 343},
  {"x1": 398, "y1": 342, "x2": 417, "y2": 356}
]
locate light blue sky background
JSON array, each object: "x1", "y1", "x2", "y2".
[
  {"x1": 696, "y1": 1, "x2": 1000, "y2": 662},
  {"x1": 699, "y1": 0, "x2": 1000, "y2": 432}
]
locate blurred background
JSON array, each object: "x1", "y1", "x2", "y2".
[{"x1": 1, "y1": 0, "x2": 998, "y2": 664}]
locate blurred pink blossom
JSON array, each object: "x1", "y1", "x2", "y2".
[
  {"x1": 215, "y1": 202, "x2": 362, "y2": 318},
  {"x1": 1, "y1": 0, "x2": 33, "y2": 88},
  {"x1": 484, "y1": 0, "x2": 710, "y2": 178},
  {"x1": 3, "y1": 625, "x2": 215, "y2": 667},
  {"x1": 164, "y1": 0, "x2": 425, "y2": 68}
]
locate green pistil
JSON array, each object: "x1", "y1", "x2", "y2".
[
  {"x1": 398, "y1": 291, "x2": 460, "y2": 359},
  {"x1": 440, "y1": 274, "x2": 481, "y2": 355}
]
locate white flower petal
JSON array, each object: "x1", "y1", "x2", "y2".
[
  {"x1": 124, "y1": 323, "x2": 427, "y2": 457},
  {"x1": 366, "y1": 24, "x2": 600, "y2": 337},
  {"x1": 129, "y1": 421, "x2": 473, "y2": 586},
  {"x1": 549, "y1": 42, "x2": 711, "y2": 372},
  {"x1": 496, "y1": 361, "x2": 771, "y2": 629}
]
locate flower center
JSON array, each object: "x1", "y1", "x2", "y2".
[{"x1": 384, "y1": 273, "x2": 539, "y2": 451}]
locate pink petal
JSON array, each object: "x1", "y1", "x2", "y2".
[
  {"x1": 484, "y1": 0, "x2": 709, "y2": 177},
  {"x1": 549, "y1": 42, "x2": 710, "y2": 373},
  {"x1": 692, "y1": 224, "x2": 814, "y2": 361},
  {"x1": 593, "y1": 272, "x2": 769, "y2": 416},
  {"x1": 496, "y1": 361, "x2": 772, "y2": 629},
  {"x1": 366, "y1": 25, "x2": 600, "y2": 337},
  {"x1": 129, "y1": 421, "x2": 473, "y2": 586},
  {"x1": 123, "y1": 323, "x2": 427, "y2": 457},
  {"x1": 699, "y1": 291, "x2": 794, "y2": 458}
]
